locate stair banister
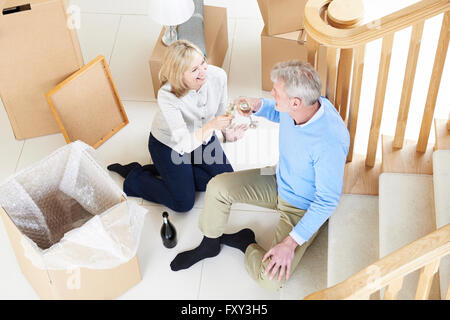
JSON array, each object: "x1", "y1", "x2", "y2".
[
  {"x1": 304, "y1": 224, "x2": 450, "y2": 300},
  {"x1": 304, "y1": 0, "x2": 449, "y2": 48}
]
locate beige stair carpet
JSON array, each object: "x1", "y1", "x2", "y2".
[
  {"x1": 327, "y1": 195, "x2": 379, "y2": 292},
  {"x1": 379, "y1": 173, "x2": 440, "y2": 299}
]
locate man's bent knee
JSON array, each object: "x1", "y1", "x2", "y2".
[
  {"x1": 254, "y1": 264, "x2": 285, "y2": 292},
  {"x1": 205, "y1": 172, "x2": 235, "y2": 200},
  {"x1": 244, "y1": 244, "x2": 285, "y2": 292}
]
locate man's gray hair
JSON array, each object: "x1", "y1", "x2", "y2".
[{"x1": 270, "y1": 60, "x2": 322, "y2": 106}]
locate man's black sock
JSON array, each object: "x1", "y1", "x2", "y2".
[
  {"x1": 107, "y1": 162, "x2": 140, "y2": 178},
  {"x1": 170, "y1": 236, "x2": 221, "y2": 271},
  {"x1": 220, "y1": 228, "x2": 256, "y2": 254}
]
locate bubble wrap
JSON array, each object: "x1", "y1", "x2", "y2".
[{"x1": 0, "y1": 141, "x2": 147, "y2": 270}]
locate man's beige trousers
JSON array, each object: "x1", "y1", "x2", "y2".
[{"x1": 199, "y1": 168, "x2": 322, "y2": 291}]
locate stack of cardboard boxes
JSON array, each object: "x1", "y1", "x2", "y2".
[
  {"x1": 258, "y1": 0, "x2": 309, "y2": 91},
  {"x1": 0, "y1": 0, "x2": 128, "y2": 147}
]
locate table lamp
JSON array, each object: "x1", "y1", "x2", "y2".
[{"x1": 148, "y1": 0, "x2": 195, "y2": 46}]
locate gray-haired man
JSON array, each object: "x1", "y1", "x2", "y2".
[{"x1": 170, "y1": 60, "x2": 350, "y2": 291}]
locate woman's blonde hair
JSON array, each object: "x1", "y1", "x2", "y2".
[{"x1": 159, "y1": 40, "x2": 205, "y2": 98}]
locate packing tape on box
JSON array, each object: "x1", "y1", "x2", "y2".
[{"x1": 0, "y1": 141, "x2": 148, "y2": 270}]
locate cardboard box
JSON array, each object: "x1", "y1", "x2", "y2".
[
  {"x1": 46, "y1": 55, "x2": 129, "y2": 149},
  {"x1": 149, "y1": 5, "x2": 228, "y2": 98},
  {"x1": 261, "y1": 27, "x2": 308, "y2": 91},
  {"x1": 0, "y1": 204, "x2": 141, "y2": 300},
  {"x1": 257, "y1": 0, "x2": 307, "y2": 36},
  {"x1": 0, "y1": 0, "x2": 84, "y2": 140},
  {"x1": 0, "y1": 141, "x2": 144, "y2": 299}
]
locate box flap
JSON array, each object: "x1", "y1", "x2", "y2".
[
  {"x1": 258, "y1": 0, "x2": 306, "y2": 36},
  {"x1": 273, "y1": 29, "x2": 306, "y2": 44},
  {"x1": 257, "y1": 0, "x2": 268, "y2": 25},
  {"x1": 46, "y1": 55, "x2": 129, "y2": 149},
  {"x1": 262, "y1": 26, "x2": 307, "y2": 44}
]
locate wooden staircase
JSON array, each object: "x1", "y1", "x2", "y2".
[{"x1": 295, "y1": 0, "x2": 449, "y2": 300}]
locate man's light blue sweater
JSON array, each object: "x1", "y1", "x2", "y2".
[{"x1": 255, "y1": 97, "x2": 350, "y2": 245}]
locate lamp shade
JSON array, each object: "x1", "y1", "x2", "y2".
[{"x1": 148, "y1": 0, "x2": 195, "y2": 26}]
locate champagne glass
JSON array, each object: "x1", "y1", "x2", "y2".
[
  {"x1": 237, "y1": 101, "x2": 251, "y2": 114},
  {"x1": 226, "y1": 102, "x2": 235, "y2": 116},
  {"x1": 248, "y1": 114, "x2": 257, "y2": 128},
  {"x1": 236, "y1": 99, "x2": 257, "y2": 128}
]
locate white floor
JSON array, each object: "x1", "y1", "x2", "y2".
[{"x1": 0, "y1": 0, "x2": 448, "y2": 300}]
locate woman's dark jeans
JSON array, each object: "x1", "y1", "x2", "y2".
[{"x1": 124, "y1": 133, "x2": 233, "y2": 212}]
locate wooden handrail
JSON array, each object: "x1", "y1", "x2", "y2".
[
  {"x1": 304, "y1": 224, "x2": 450, "y2": 300},
  {"x1": 306, "y1": 0, "x2": 449, "y2": 166},
  {"x1": 304, "y1": 0, "x2": 450, "y2": 48}
]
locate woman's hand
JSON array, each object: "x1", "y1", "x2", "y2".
[
  {"x1": 208, "y1": 115, "x2": 234, "y2": 131},
  {"x1": 196, "y1": 115, "x2": 234, "y2": 143},
  {"x1": 222, "y1": 123, "x2": 248, "y2": 142}
]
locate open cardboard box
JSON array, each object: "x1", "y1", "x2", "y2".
[
  {"x1": 261, "y1": 27, "x2": 308, "y2": 91},
  {"x1": 0, "y1": 0, "x2": 84, "y2": 140},
  {"x1": 0, "y1": 142, "x2": 144, "y2": 299},
  {"x1": 46, "y1": 55, "x2": 129, "y2": 149},
  {"x1": 149, "y1": 5, "x2": 228, "y2": 98},
  {"x1": 0, "y1": 203, "x2": 141, "y2": 300},
  {"x1": 257, "y1": 0, "x2": 307, "y2": 36}
]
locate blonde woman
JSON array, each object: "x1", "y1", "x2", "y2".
[{"x1": 108, "y1": 40, "x2": 247, "y2": 212}]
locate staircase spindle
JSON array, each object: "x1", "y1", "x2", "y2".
[
  {"x1": 326, "y1": 47, "x2": 338, "y2": 105},
  {"x1": 415, "y1": 258, "x2": 440, "y2": 299},
  {"x1": 366, "y1": 33, "x2": 395, "y2": 167},
  {"x1": 347, "y1": 44, "x2": 366, "y2": 162},
  {"x1": 384, "y1": 277, "x2": 404, "y2": 300},
  {"x1": 307, "y1": 35, "x2": 319, "y2": 67},
  {"x1": 447, "y1": 112, "x2": 450, "y2": 131},
  {"x1": 335, "y1": 48, "x2": 353, "y2": 121},
  {"x1": 317, "y1": 45, "x2": 328, "y2": 96},
  {"x1": 417, "y1": 11, "x2": 449, "y2": 152},
  {"x1": 393, "y1": 21, "x2": 425, "y2": 149}
]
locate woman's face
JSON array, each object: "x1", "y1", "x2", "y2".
[{"x1": 183, "y1": 52, "x2": 208, "y2": 91}]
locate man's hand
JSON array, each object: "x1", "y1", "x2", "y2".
[
  {"x1": 233, "y1": 96, "x2": 262, "y2": 117},
  {"x1": 262, "y1": 235, "x2": 298, "y2": 282}
]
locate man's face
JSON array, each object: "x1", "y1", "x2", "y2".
[{"x1": 270, "y1": 79, "x2": 294, "y2": 112}]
